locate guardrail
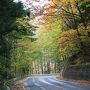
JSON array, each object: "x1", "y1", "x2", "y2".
[
  {"x1": 4, "y1": 78, "x2": 19, "y2": 90},
  {"x1": 5, "y1": 77, "x2": 26, "y2": 90},
  {"x1": 0, "y1": 84, "x2": 7, "y2": 90}
]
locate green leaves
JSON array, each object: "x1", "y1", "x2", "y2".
[
  {"x1": 0, "y1": 0, "x2": 24, "y2": 36},
  {"x1": 14, "y1": 17, "x2": 35, "y2": 36},
  {"x1": 0, "y1": 0, "x2": 34, "y2": 81}
]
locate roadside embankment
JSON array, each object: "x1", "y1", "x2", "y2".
[
  {"x1": 11, "y1": 80, "x2": 25, "y2": 90},
  {"x1": 57, "y1": 75, "x2": 90, "y2": 87},
  {"x1": 62, "y1": 64, "x2": 90, "y2": 80}
]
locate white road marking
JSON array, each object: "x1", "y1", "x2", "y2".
[
  {"x1": 38, "y1": 78, "x2": 66, "y2": 90},
  {"x1": 35, "y1": 83, "x2": 42, "y2": 87},
  {"x1": 48, "y1": 78, "x2": 80, "y2": 89},
  {"x1": 35, "y1": 83, "x2": 47, "y2": 90},
  {"x1": 48, "y1": 78, "x2": 63, "y2": 83},
  {"x1": 39, "y1": 78, "x2": 54, "y2": 85},
  {"x1": 40, "y1": 87, "x2": 47, "y2": 90},
  {"x1": 32, "y1": 78, "x2": 35, "y2": 83}
]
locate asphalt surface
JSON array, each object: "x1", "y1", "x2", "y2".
[{"x1": 24, "y1": 75, "x2": 90, "y2": 90}]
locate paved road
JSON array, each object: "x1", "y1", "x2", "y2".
[{"x1": 24, "y1": 76, "x2": 90, "y2": 90}]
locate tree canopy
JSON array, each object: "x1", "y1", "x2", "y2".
[{"x1": 0, "y1": 0, "x2": 90, "y2": 85}]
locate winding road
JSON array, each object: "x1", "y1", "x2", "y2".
[{"x1": 24, "y1": 75, "x2": 90, "y2": 90}]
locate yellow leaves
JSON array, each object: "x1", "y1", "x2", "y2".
[
  {"x1": 78, "y1": 29, "x2": 88, "y2": 36},
  {"x1": 57, "y1": 29, "x2": 79, "y2": 56},
  {"x1": 57, "y1": 29, "x2": 78, "y2": 44},
  {"x1": 58, "y1": 29, "x2": 89, "y2": 40},
  {"x1": 44, "y1": 0, "x2": 60, "y2": 14},
  {"x1": 61, "y1": 0, "x2": 78, "y2": 6},
  {"x1": 57, "y1": 28, "x2": 90, "y2": 58},
  {"x1": 43, "y1": 14, "x2": 62, "y2": 33},
  {"x1": 57, "y1": 29, "x2": 89, "y2": 45},
  {"x1": 61, "y1": 0, "x2": 70, "y2": 5},
  {"x1": 59, "y1": 46, "x2": 67, "y2": 53},
  {"x1": 45, "y1": 7, "x2": 57, "y2": 14},
  {"x1": 57, "y1": 37, "x2": 69, "y2": 44},
  {"x1": 51, "y1": 0, "x2": 61, "y2": 6},
  {"x1": 62, "y1": 29, "x2": 78, "y2": 37},
  {"x1": 17, "y1": 43, "x2": 29, "y2": 49}
]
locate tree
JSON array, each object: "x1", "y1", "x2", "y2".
[
  {"x1": 42, "y1": 0, "x2": 90, "y2": 68},
  {"x1": 0, "y1": 0, "x2": 24, "y2": 36},
  {"x1": 0, "y1": 0, "x2": 34, "y2": 83}
]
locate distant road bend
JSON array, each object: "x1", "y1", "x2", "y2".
[{"x1": 24, "y1": 75, "x2": 90, "y2": 90}]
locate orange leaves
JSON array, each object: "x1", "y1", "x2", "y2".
[
  {"x1": 61, "y1": 0, "x2": 70, "y2": 5},
  {"x1": 56, "y1": 29, "x2": 80, "y2": 56},
  {"x1": 56, "y1": 28, "x2": 90, "y2": 58},
  {"x1": 62, "y1": 29, "x2": 78, "y2": 37},
  {"x1": 57, "y1": 29, "x2": 78, "y2": 44},
  {"x1": 57, "y1": 29, "x2": 89, "y2": 42},
  {"x1": 62, "y1": 0, "x2": 75, "y2": 3},
  {"x1": 57, "y1": 29, "x2": 90, "y2": 47},
  {"x1": 57, "y1": 37, "x2": 69, "y2": 44},
  {"x1": 61, "y1": 0, "x2": 77, "y2": 6},
  {"x1": 44, "y1": 0, "x2": 61, "y2": 14},
  {"x1": 78, "y1": 29, "x2": 88, "y2": 36},
  {"x1": 45, "y1": 7, "x2": 57, "y2": 14},
  {"x1": 51, "y1": 0, "x2": 61, "y2": 6},
  {"x1": 57, "y1": 29, "x2": 82, "y2": 44}
]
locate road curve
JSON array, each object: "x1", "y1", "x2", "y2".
[{"x1": 24, "y1": 76, "x2": 90, "y2": 90}]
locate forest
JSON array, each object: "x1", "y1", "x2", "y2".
[{"x1": 0, "y1": 0, "x2": 90, "y2": 88}]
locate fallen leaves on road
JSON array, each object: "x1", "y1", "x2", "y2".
[{"x1": 12, "y1": 80, "x2": 25, "y2": 90}]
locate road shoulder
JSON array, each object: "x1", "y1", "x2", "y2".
[
  {"x1": 12, "y1": 80, "x2": 26, "y2": 90},
  {"x1": 57, "y1": 76, "x2": 90, "y2": 87}
]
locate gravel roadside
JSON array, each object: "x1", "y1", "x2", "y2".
[
  {"x1": 57, "y1": 76, "x2": 90, "y2": 87},
  {"x1": 12, "y1": 80, "x2": 26, "y2": 90}
]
